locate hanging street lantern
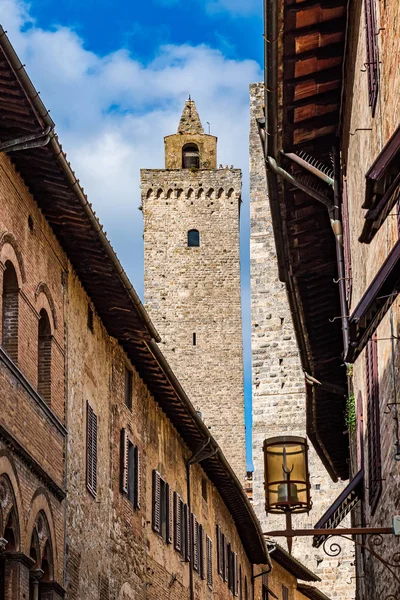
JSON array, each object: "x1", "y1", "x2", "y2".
[{"x1": 263, "y1": 435, "x2": 311, "y2": 516}]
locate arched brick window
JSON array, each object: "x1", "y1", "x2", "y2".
[
  {"x1": 2, "y1": 261, "x2": 19, "y2": 362},
  {"x1": 182, "y1": 143, "x2": 200, "y2": 169},
  {"x1": 38, "y1": 309, "x2": 52, "y2": 404},
  {"x1": 28, "y1": 512, "x2": 54, "y2": 598},
  {"x1": 188, "y1": 230, "x2": 200, "y2": 247}
]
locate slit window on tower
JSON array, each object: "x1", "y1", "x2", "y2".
[
  {"x1": 182, "y1": 143, "x2": 200, "y2": 169},
  {"x1": 193, "y1": 332, "x2": 197, "y2": 346},
  {"x1": 188, "y1": 229, "x2": 200, "y2": 247}
]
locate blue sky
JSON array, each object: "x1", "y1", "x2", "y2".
[{"x1": 1, "y1": 0, "x2": 264, "y2": 469}]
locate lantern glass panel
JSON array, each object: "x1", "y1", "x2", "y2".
[{"x1": 263, "y1": 436, "x2": 310, "y2": 514}]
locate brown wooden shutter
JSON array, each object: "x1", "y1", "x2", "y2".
[
  {"x1": 206, "y1": 535, "x2": 213, "y2": 589},
  {"x1": 342, "y1": 176, "x2": 352, "y2": 304},
  {"x1": 364, "y1": 0, "x2": 379, "y2": 115},
  {"x1": 366, "y1": 334, "x2": 382, "y2": 511},
  {"x1": 86, "y1": 402, "x2": 97, "y2": 496},
  {"x1": 356, "y1": 391, "x2": 364, "y2": 472},
  {"x1": 152, "y1": 470, "x2": 161, "y2": 532},
  {"x1": 167, "y1": 484, "x2": 173, "y2": 544},
  {"x1": 134, "y1": 446, "x2": 140, "y2": 509},
  {"x1": 120, "y1": 429, "x2": 129, "y2": 494},
  {"x1": 184, "y1": 504, "x2": 191, "y2": 562},
  {"x1": 282, "y1": 585, "x2": 289, "y2": 600},
  {"x1": 174, "y1": 492, "x2": 182, "y2": 552},
  {"x1": 223, "y1": 535, "x2": 229, "y2": 582},
  {"x1": 233, "y1": 552, "x2": 238, "y2": 596},
  {"x1": 199, "y1": 524, "x2": 205, "y2": 579},
  {"x1": 192, "y1": 514, "x2": 199, "y2": 571},
  {"x1": 216, "y1": 524, "x2": 223, "y2": 576}
]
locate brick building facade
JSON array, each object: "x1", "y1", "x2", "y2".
[
  {"x1": 0, "y1": 28, "x2": 266, "y2": 600},
  {"x1": 256, "y1": 0, "x2": 400, "y2": 597},
  {"x1": 142, "y1": 100, "x2": 246, "y2": 480}
]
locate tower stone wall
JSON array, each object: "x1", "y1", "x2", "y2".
[
  {"x1": 141, "y1": 100, "x2": 246, "y2": 480},
  {"x1": 249, "y1": 83, "x2": 355, "y2": 598}
]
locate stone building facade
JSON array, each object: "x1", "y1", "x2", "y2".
[
  {"x1": 0, "y1": 31, "x2": 266, "y2": 600},
  {"x1": 141, "y1": 100, "x2": 246, "y2": 480},
  {"x1": 249, "y1": 83, "x2": 355, "y2": 598}
]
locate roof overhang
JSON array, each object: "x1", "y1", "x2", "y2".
[
  {"x1": 346, "y1": 240, "x2": 400, "y2": 362},
  {"x1": 360, "y1": 124, "x2": 400, "y2": 243},
  {"x1": 0, "y1": 27, "x2": 268, "y2": 566},
  {"x1": 313, "y1": 469, "x2": 364, "y2": 547},
  {"x1": 270, "y1": 544, "x2": 321, "y2": 582},
  {"x1": 262, "y1": 0, "x2": 349, "y2": 480}
]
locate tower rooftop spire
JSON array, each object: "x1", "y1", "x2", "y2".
[{"x1": 178, "y1": 98, "x2": 204, "y2": 135}]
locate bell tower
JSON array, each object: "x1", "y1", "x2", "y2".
[{"x1": 141, "y1": 98, "x2": 246, "y2": 479}]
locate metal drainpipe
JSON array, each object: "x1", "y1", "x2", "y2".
[{"x1": 332, "y1": 147, "x2": 350, "y2": 354}]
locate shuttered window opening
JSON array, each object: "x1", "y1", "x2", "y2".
[
  {"x1": 224, "y1": 534, "x2": 229, "y2": 583},
  {"x1": 282, "y1": 585, "x2": 289, "y2": 600},
  {"x1": 227, "y1": 544, "x2": 233, "y2": 591},
  {"x1": 184, "y1": 504, "x2": 191, "y2": 562},
  {"x1": 199, "y1": 525, "x2": 205, "y2": 579},
  {"x1": 152, "y1": 471, "x2": 173, "y2": 542},
  {"x1": 216, "y1": 524, "x2": 223, "y2": 577},
  {"x1": 192, "y1": 514, "x2": 199, "y2": 572},
  {"x1": 86, "y1": 402, "x2": 98, "y2": 497},
  {"x1": 233, "y1": 552, "x2": 238, "y2": 596},
  {"x1": 366, "y1": 334, "x2": 382, "y2": 512},
  {"x1": 174, "y1": 492, "x2": 183, "y2": 552},
  {"x1": 120, "y1": 429, "x2": 140, "y2": 508},
  {"x1": 364, "y1": 0, "x2": 379, "y2": 115},
  {"x1": 206, "y1": 535, "x2": 213, "y2": 589}
]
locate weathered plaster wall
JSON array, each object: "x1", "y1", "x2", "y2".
[{"x1": 249, "y1": 83, "x2": 355, "y2": 599}]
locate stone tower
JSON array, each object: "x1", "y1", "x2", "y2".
[
  {"x1": 249, "y1": 84, "x2": 355, "y2": 598},
  {"x1": 141, "y1": 99, "x2": 246, "y2": 480}
]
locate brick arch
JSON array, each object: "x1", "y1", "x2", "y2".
[
  {"x1": 35, "y1": 282, "x2": 57, "y2": 331},
  {"x1": 25, "y1": 489, "x2": 58, "y2": 569},
  {"x1": 0, "y1": 453, "x2": 24, "y2": 551},
  {"x1": 0, "y1": 231, "x2": 26, "y2": 285}
]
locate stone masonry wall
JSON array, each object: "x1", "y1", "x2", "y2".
[
  {"x1": 341, "y1": 0, "x2": 400, "y2": 597},
  {"x1": 249, "y1": 83, "x2": 355, "y2": 599},
  {"x1": 142, "y1": 167, "x2": 246, "y2": 480}
]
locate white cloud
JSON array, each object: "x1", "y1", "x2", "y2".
[{"x1": 0, "y1": 1, "x2": 262, "y2": 298}]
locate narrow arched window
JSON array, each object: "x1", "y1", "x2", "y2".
[
  {"x1": 182, "y1": 143, "x2": 200, "y2": 169},
  {"x1": 188, "y1": 229, "x2": 200, "y2": 247},
  {"x1": 38, "y1": 308, "x2": 51, "y2": 404},
  {"x1": 2, "y1": 261, "x2": 19, "y2": 362}
]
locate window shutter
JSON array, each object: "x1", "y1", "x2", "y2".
[
  {"x1": 216, "y1": 524, "x2": 223, "y2": 576},
  {"x1": 184, "y1": 504, "x2": 191, "y2": 562},
  {"x1": 174, "y1": 492, "x2": 182, "y2": 552},
  {"x1": 282, "y1": 585, "x2": 289, "y2": 600},
  {"x1": 120, "y1": 429, "x2": 128, "y2": 494},
  {"x1": 227, "y1": 544, "x2": 232, "y2": 591},
  {"x1": 199, "y1": 525, "x2": 205, "y2": 579},
  {"x1": 233, "y1": 552, "x2": 238, "y2": 596},
  {"x1": 206, "y1": 535, "x2": 213, "y2": 589},
  {"x1": 167, "y1": 484, "x2": 173, "y2": 544},
  {"x1": 342, "y1": 176, "x2": 352, "y2": 304},
  {"x1": 192, "y1": 514, "x2": 199, "y2": 572},
  {"x1": 86, "y1": 402, "x2": 97, "y2": 496},
  {"x1": 134, "y1": 446, "x2": 141, "y2": 509},
  {"x1": 224, "y1": 535, "x2": 229, "y2": 582},
  {"x1": 366, "y1": 334, "x2": 382, "y2": 511},
  {"x1": 364, "y1": 0, "x2": 379, "y2": 114},
  {"x1": 152, "y1": 470, "x2": 161, "y2": 533}
]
